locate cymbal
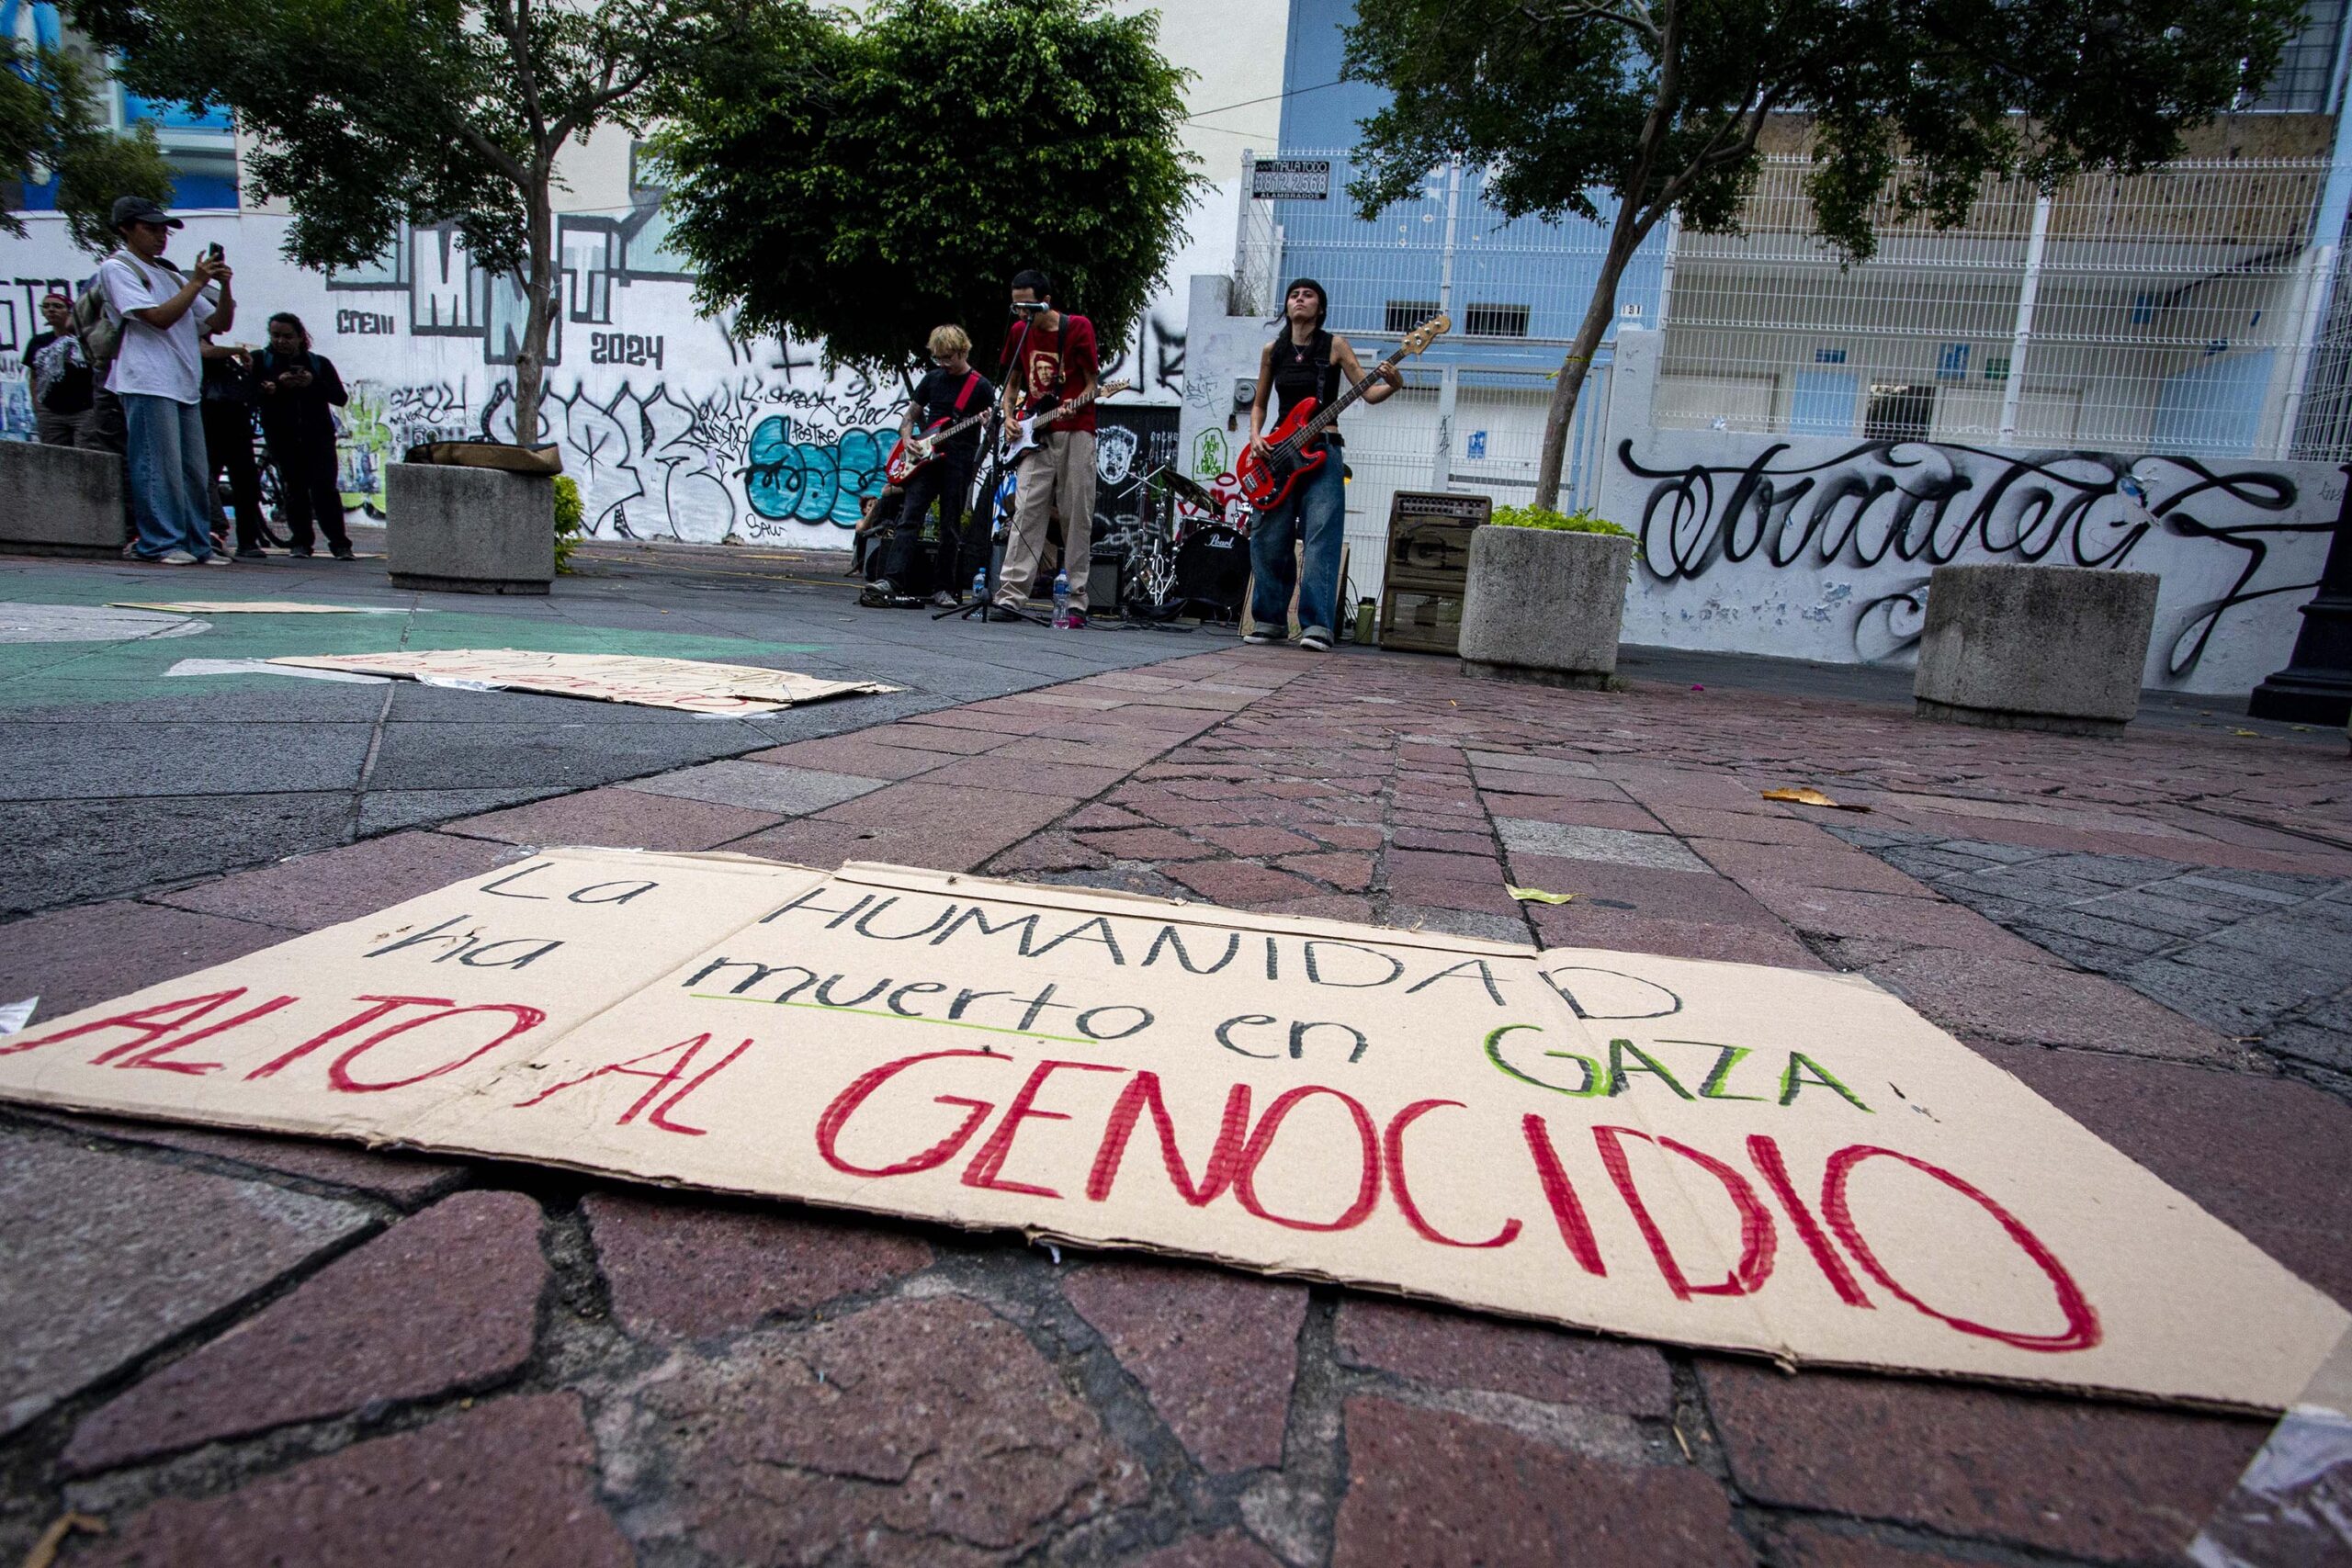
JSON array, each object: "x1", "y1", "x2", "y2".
[{"x1": 1150, "y1": 468, "x2": 1220, "y2": 513}]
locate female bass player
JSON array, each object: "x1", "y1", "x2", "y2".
[{"x1": 1240, "y1": 277, "x2": 1403, "y2": 650}]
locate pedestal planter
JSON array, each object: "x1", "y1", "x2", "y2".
[
  {"x1": 386, "y1": 462, "x2": 555, "y2": 594},
  {"x1": 1457, "y1": 525, "x2": 1634, "y2": 688},
  {"x1": 0, "y1": 442, "x2": 124, "y2": 557},
  {"x1": 1913, "y1": 563, "x2": 2158, "y2": 736}
]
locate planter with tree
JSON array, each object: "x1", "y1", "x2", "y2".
[{"x1": 1459, "y1": 505, "x2": 1636, "y2": 687}]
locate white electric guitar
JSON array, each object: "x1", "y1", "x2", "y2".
[{"x1": 998, "y1": 378, "x2": 1130, "y2": 464}]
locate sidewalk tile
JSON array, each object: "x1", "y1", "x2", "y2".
[
  {"x1": 1700, "y1": 1361, "x2": 2267, "y2": 1562},
  {"x1": 29, "y1": 1112, "x2": 465, "y2": 1202},
  {"x1": 65, "y1": 1190, "x2": 546, "y2": 1472},
  {"x1": 1527, "y1": 905, "x2": 1826, "y2": 968},
  {"x1": 585, "y1": 1192, "x2": 931, "y2": 1340},
  {"x1": 149, "y1": 831, "x2": 519, "y2": 931},
  {"x1": 624, "y1": 760, "x2": 888, "y2": 815},
  {"x1": 1507, "y1": 857, "x2": 1778, "y2": 928},
  {"x1": 444, "y1": 786, "x2": 783, "y2": 852},
  {"x1": 1865, "y1": 949, "x2": 2236, "y2": 1060},
  {"x1": 1167, "y1": 861, "x2": 1328, "y2": 907},
  {"x1": 742, "y1": 735, "x2": 952, "y2": 780},
  {"x1": 1063, "y1": 1259, "x2": 1306, "y2": 1472},
  {"x1": 1695, "y1": 838, "x2": 1938, "y2": 896},
  {"x1": 0, "y1": 1129, "x2": 369, "y2": 1435},
  {"x1": 1498, "y1": 819, "x2": 1710, "y2": 874},
  {"x1": 1332, "y1": 1398, "x2": 1745, "y2": 1567},
  {"x1": 0, "y1": 900, "x2": 288, "y2": 1019},
  {"x1": 1336, "y1": 1297, "x2": 1672, "y2": 1415},
  {"x1": 80, "y1": 1393, "x2": 629, "y2": 1568}
]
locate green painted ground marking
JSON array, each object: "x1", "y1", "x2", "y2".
[{"x1": 0, "y1": 574, "x2": 827, "y2": 711}]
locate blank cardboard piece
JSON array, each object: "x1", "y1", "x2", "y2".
[
  {"x1": 267, "y1": 649, "x2": 899, "y2": 715},
  {"x1": 0, "y1": 851, "x2": 2340, "y2": 1413}
]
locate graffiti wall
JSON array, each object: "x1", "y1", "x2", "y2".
[
  {"x1": 0, "y1": 206, "x2": 1189, "y2": 547},
  {"x1": 1577, "y1": 331, "x2": 2335, "y2": 695}
]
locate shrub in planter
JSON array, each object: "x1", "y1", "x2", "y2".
[
  {"x1": 553, "y1": 476, "x2": 584, "y2": 574},
  {"x1": 1458, "y1": 504, "x2": 1636, "y2": 688},
  {"x1": 386, "y1": 457, "x2": 558, "y2": 595}
]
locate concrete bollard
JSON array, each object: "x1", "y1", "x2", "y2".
[
  {"x1": 0, "y1": 441, "x2": 125, "y2": 557},
  {"x1": 386, "y1": 462, "x2": 555, "y2": 594},
  {"x1": 1457, "y1": 525, "x2": 1635, "y2": 689},
  {"x1": 1913, "y1": 562, "x2": 2159, "y2": 736}
]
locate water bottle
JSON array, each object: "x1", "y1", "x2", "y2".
[
  {"x1": 971, "y1": 569, "x2": 986, "y2": 603},
  {"x1": 1052, "y1": 570, "x2": 1070, "y2": 627}
]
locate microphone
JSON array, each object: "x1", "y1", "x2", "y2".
[{"x1": 1011, "y1": 300, "x2": 1048, "y2": 315}]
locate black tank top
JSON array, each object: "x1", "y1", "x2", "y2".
[{"x1": 1268, "y1": 330, "x2": 1342, "y2": 433}]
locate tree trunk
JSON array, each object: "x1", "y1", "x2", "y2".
[
  {"x1": 512, "y1": 172, "x2": 556, "y2": 449},
  {"x1": 1533, "y1": 236, "x2": 1641, "y2": 513}
]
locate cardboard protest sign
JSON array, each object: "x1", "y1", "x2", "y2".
[
  {"x1": 266, "y1": 649, "x2": 899, "y2": 715},
  {"x1": 109, "y1": 602, "x2": 400, "y2": 615},
  {"x1": 0, "y1": 850, "x2": 2340, "y2": 1412}
]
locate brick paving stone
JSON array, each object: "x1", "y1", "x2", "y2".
[
  {"x1": 1394, "y1": 826, "x2": 1498, "y2": 854},
  {"x1": 922, "y1": 755, "x2": 1134, "y2": 798},
  {"x1": 907, "y1": 705, "x2": 1065, "y2": 737},
  {"x1": 730, "y1": 818, "x2": 890, "y2": 870},
  {"x1": 1497, "y1": 819, "x2": 1711, "y2": 874},
  {"x1": 444, "y1": 785, "x2": 783, "y2": 851},
  {"x1": 0, "y1": 1127, "x2": 369, "y2": 1434},
  {"x1": 1167, "y1": 860, "x2": 1329, "y2": 908},
  {"x1": 988, "y1": 831, "x2": 1112, "y2": 875},
  {"x1": 1278, "y1": 851, "x2": 1375, "y2": 891},
  {"x1": 1863, "y1": 949, "x2": 2236, "y2": 1061},
  {"x1": 0, "y1": 899, "x2": 288, "y2": 1020},
  {"x1": 818, "y1": 780, "x2": 1080, "y2": 836},
  {"x1": 1334, "y1": 1297, "x2": 1672, "y2": 1415},
  {"x1": 1125, "y1": 1529, "x2": 1287, "y2": 1568},
  {"x1": 584, "y1": 1191, "x2": 933, "y2": 1339},
  {"x1": 626, "y1": 1294, "x2": 1144, "y2": 1565},
  {"x1": 1474, "y1": 771, "x2": 1636, "y2": 804},
  {"x1": 1330, "y1": 1397, "x2": 1747, "y2": 1567},
  {"x1": 147, "y1": 830, "x2": 520, "y2": 931},
  {"x1": 1507, "y1": 856, "x2": 1781, "y2": 929},
  {"x1": 743, "y1": 735, "x2": 955, "y2": 779},
  {"x1": 1064, "y1": 802, "x2": 1152, "y2": 830},
  {"x1": 1481, "y1": 796, "x2": 1669, "y2": 834},
  {"x1": 878, "y1": 718, "x2": 1028, "y2": 753},
  {"x1": 1061, "y1": 1259, "x2": 1306, "y2": 1471},
  {"x1": 1977, "y1": 1042, "x2": 2352, "y2": 1306},
  {"x1": 1768, "y1": 1520, "x2": 1985, "y2": 1567},
  {"x1": 1646, "y1": 804, "x2": 1819, "y2": 843},
  {"x1": 1694, "y1": 838, "x2": 1935, "y2": 897},
  {"x1": 625, "y1": 759, "x2": 889, "y2": 815},
  {"x1": 64, "y1": 1190, "x2": 547, "y2": 1471},
  {"x1": 1699, "y1": 1360, "x2": 2268, "y2": 1562},
  {"x1": 1309, "y1": 822, "x2": 1387, "y2": 851},
  {"x1": 1527, "y1": 904, "x2": 1826, "y2": 968},
  {"x1": 81, "y1": 1393, "x2": 629, "y2": 1568},
  {"x1": 1744, "y1": 882, "x2": 2062, "y2": 962},
  {"x1": 1386, "y1": 903, "x2": 1532, "y2": 944},
  {"x1": 1074, "y1": 826, "x2": 1216, "y2": 861},
  {"x1": 35, "y1": 1112, "x2": 466, "y2": 1202},
  {"x1": 1258, "y1": 893, "x2": 1381, "y2": 923}
]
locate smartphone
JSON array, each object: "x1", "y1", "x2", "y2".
[{"x1": 204, "y1": 243, "x2": 224, "y2": 264}]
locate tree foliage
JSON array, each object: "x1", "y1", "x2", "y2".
[
  {"x1": 649, "y1": 0, "x2": 1202, "y2": 377},
  {"x1": 70, "y1": 0, "x2": 771, "y2": 438},
  {"x1": 0, "y1": 44, "x2": 172, "y2": 255},
  {"x1": 1342, "y1": 0, "x2": 2303, "y2": 505}
]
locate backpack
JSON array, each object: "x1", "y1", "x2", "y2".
[{"x1": 73, "y1": 268, "x2": 120, "y2": 371}]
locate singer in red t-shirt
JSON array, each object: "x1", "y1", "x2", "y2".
[{"x1": 989, "y1": 268, "x2": 1101, "y2": 622}]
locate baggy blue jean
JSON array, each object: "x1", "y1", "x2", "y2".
[
  {"x1": 1247, "y1": 441, "x2": 1345, "y2": 639},
  {"x1": 121, "y1": 392, "x2": 214, "y2": 560}
]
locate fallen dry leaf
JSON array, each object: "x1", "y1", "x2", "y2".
[
  {"x1": 19, "y1": 1513, "x2": 105, "y2": 1568},
  {"x1": 1507, "y1": 886, "x2": 1575, "y2": 905},
  {"x1": 1761, "y1": 786, "x2": 1871, "y2": 813}
]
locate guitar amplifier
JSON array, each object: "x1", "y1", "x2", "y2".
[{"x1": 1378, "y1": 491, "x2": 1490, "y2": 654}]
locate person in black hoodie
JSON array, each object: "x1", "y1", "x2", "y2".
[{"x1": 252, "y1": 312, "x2": 355, "y2": 559}]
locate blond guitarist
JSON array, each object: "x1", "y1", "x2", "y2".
[{"x1": 990, "y1": 268, "x2": 1101, "y2": 625}]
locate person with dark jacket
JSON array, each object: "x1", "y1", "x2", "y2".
[
  {"x1": 199, "y1": 335, "x2": 270, "y2": 557},
  {"x1": 251, "y1": 311, "x2": 354, "y2": 558}
]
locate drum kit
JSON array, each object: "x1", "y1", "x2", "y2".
[{"x1": 1120, "y1": 468, "x2": 1250, "y2": 624}]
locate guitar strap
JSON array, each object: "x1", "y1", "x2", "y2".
[{"x1": 952, "y1": 370, "x2": 982, "y2": 415}]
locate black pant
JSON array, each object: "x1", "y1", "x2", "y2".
[
  {"x1": 266, "y1": 431, "x2": 351, "y2": 553},
  {"x1": 883, "y1": 453, "x2": 975, "y2": 596},
  {"x1": 202, "y1": 400, "x2": 266, "y2": 551}
]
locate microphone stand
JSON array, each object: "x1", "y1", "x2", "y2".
[{"x1": 941, "y1": 308, "x2": 1052, "y2": 625}]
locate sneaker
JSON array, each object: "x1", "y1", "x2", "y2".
[
  {"x1": 928, "y1": 591, "x2": 957, "y2": 609},
  {"x1": 233, "y1": 547, "x2": 267, "y2": 561},
  {"x1": 286, "y1": 547, "x2": 314, "y2": 558},
  {"x1": 330, "y1": 546, "x2": 357, "y2": 561},
  {"x1": 1241, "y1": 629, "x2": 1279, "y2": 645},
  {"x1": 198, "y1": 551, "x2": 232, "y2": 567},
  {"x1": 1298, "y1": 630, "x2": 1332, "y2": 651},
  {"x1": 983, "y1": 604, "x2": 1028, "y2": 623},
  {"x1": 857, "y1": 582, "x2": 896, "y2": 608},
  {"x1": 158, "y1": 548, "x2": 199, "y2": 565}
]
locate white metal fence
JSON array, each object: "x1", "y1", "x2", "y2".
[{"x1": 1237, "y1": 147, "x2": 2352, "y2": 464}]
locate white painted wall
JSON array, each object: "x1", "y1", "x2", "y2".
[{"x1": 1598, "y1": 330, "x2": 2335, "y2": 694}]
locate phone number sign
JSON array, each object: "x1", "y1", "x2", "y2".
[{"x1": 1250, "y1": 159, "x2": 1332, "y2": 200}]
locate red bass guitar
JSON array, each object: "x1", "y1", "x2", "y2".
[{"x1": 1235, "y1": 313, "x2": 1449, "y2": 510}]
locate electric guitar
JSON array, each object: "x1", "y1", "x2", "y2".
[
  {"x1": 1236, "y1": 315, "x2": 1450, "y2": 510},
  {"x1": 884, "y1": 400, "x2": 996, "y2": 485},
  {"x1": 997, "y1": 378, "x2": 1132, "y2": 465}
]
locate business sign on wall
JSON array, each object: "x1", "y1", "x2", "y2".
[{"x1": 1251, "y1": 159, "x2": 1333, "y2": 201}]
